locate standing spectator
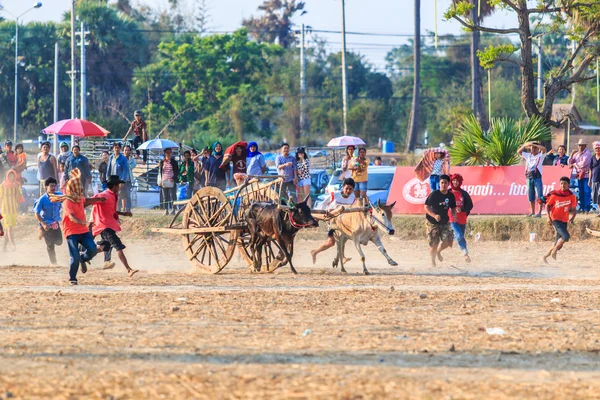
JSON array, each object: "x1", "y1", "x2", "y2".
[
  {"x1": 13, "y1": 144, "x2": 27, "y2": 182},
  {"x1": 340, "y1": 145, "x2": 356, "y2": 180},
  {"x1": 0, "y1": 170, "x2": 23, "y2": 251},
  {"x1": 517, "y1": 141, "x2": 547, "y2": 217},
  {"x1": 121, "y1": 145, "x2": 136, "y2": 212},
  {"x1": 349, "y1": 147, "x2": 369, "y2": 205},
  {"x1": 589, "y1": 141, "x2": 600, "y2": 216},
  {"x1": 123, "y1": 110, "x2": 148, "y2": 162},
  {"x1": 91, "y1": 175, "x2": 138, "y2": 277},
  {"x1": 57, "y1": 142, "x2": 72, "y2": 166},
  {"x1": 374, "y1": 156, "x2": 383, "y2": 166},
  {"x1": 424, "y1": 174, "x2": 456, "y2": 267},
  {"x1": 37, "y1": 141, "x2": 58, "y2": 196},
  {"x1": 231, "y1": 144, "x2": 247, "y2": 186},
  {"x1": 98, "y1": 150, "x2": 109, "y2": 191},
  {"x1": 191, "y1": 148, "x2": 204, "y2": 192},
  {"x1": 4, "y1": 140, "x2": 16, "y2": 167},
  {"x1": 429, "y1": 151, "x2": 449, "y2": 191},
  {"x1": 50, "y1": 168, "x2": 103, "y2": 285},
  {"x1": 246, "y1": 141, "x2": 267, "y2": 176},
  {"x1": 543, "y1": 176, "x2": 577, "y2": 263},
  {"x1": 108, "y1": 142, "x2": 129, "y2": 186},
  {"x1": 296, "y1": 147, "x2": 311, "y2": 205},
  {"x1": 547, "y1": 145, "x2": 569, "y2": 166},
  {"x1": 0, "y1": 149, "x2": 9, "y2": 183},
  {"x1": 275, "y1": 143, "x2": 297, "y2": 201},
  {"x1": 179, "y1": 150, "x2": 194, "y2": 199},
  {"x1": 203, "y1": 143, "x2": 228, "y2": 191},
  {"x1": 449, "y1": 174, "x2": 474, "y2": 263},
  {"x1": 58, "y1": 163, "x2": 67, "y2": 194},
  {"x1": 158, "y1": 148, "x2": 179, "y2": 215},
  {"x1": 568, "y1": 139, "x2": 592, "y2": 213},
  {"x1": 34, "y1": 177, "x2": 63, "y2": 265},
  {"x1": 64, "y1": 145, "x2": 92, "y2": 195}
]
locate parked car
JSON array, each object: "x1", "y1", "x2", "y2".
[
  {"x1": 21, "y1": 167, "x2": 40, "y2": 212},
  {"x1": 315, "y1": 166, "x2": 396, "y2": 208}
]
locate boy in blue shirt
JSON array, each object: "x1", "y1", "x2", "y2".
[{"x1": 34, "y1": 177, "x2": 63, "y2": 265}]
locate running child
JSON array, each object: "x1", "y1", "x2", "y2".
[
  {"x1": 543, "y1": 176, "x2": 577, "y2": 263},
  {"x1": 91, "y1": 175, "x2": 139, "y2": 277},
  {"x1": 424, "y1": 174, "x2": 457, "y2": 267}
]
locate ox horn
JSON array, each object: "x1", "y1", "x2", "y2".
[
  {"x1": 278, "y1": 204, "x2": 293, "y2": 212},
  {"x1": 302, "y1": 193, "x2": 310, "y2": 204},
  {"x1": 377, "y1": 199, "x2": 382, "y2": 208}
]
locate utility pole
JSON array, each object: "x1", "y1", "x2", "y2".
[
  {"x1": 537, "y1": 36, "x2": 542, "y2": 100},
  {"x1": 406, "y1": 0, "x2": 421, "y2": 152},
  {"x1": 80, "y1": 21, "x2": 89, "y2": 120},
  {"x1": 53, "y1": 42, "x2": 59, "y2": 156},
  {"x1": 14, "y1": 21, "x2": 19, "y2": 143},
  {"x1": 70, "y1": 0, "x2": 76, "y2": 145},
  {"x1": 340, "y1": 0, "x2": 348, "y2": 136},
  {"x1": 299, "y1": 23, "x2": 306, "y2": 137}
]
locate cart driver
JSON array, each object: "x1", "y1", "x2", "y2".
[{"x1": 310, "y1": 178, "x2": 356, "y2": 264}]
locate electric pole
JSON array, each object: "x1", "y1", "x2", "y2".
[
  {"x1": 300, "y1": 23, "x2": 306, "y2": 137},
  {"x1": 537, "y1": 36, "x2": 542, "y2": 100},
  {"x1": 340, "y1": 0, "x2": 348, "y2": 136},
  {"x1": 79, "y1": 21, "x2": 89, "y2": 120}
]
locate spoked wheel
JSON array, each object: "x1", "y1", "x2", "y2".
[{"x1": 182, "y1": 187, "x2": 237, "y2": 273}]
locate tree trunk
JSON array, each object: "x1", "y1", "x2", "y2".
[
  {"x1": 406, "y1": 0, "x2": 420, "y2": 152},
  {"x1": 471, "y1": 1, "x2": 488, "y2": 129},
  {"x1": 517, "y1": 9, "x2": 538, "y2": 119}
]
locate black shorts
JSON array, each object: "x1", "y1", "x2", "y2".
[
  {"x1": 327, "y1": 229, "x2": 335, "y2": 238},
  {"x1": 96, "y1": 228, "x2": 126, "y2": 252},
  {"x1": 553, "y1": 220, "x2": 570, "y2": 243}
]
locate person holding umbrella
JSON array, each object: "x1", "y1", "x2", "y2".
[
  {"x1": 123, "y1": 110, "x2": 148, "y2": 162},
  {"x1": 340, "y1": 145, "x2": 356, "y2": 180},
  {"x1": 158, "y1": 148, "x2": 179, "y2": 215}
]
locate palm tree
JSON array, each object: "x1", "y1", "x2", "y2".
[
  {"x1": 405, "y1": 0, "x2": 420, "y2": 152},
  {"x1": 242, "y1": 0, "x2": 306, "y2": 48},
  {"x1": 449, "y1": 115, "x2": 551, "y2": 166}
]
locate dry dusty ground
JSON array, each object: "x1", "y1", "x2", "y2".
[{"x1": 1, "y1": 227, "x2": 600, "y2": 399}]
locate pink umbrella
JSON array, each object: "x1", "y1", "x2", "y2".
[
  {"x1": 326, "y1": 135, "x2": 366, "y2": 147},
  {"x1": 42, "y1": 119, "x2": 110, "y2": 137}
]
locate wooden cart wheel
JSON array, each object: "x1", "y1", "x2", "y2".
[
  {"x1": 237, "y1": 235, "x2": 287, "y2": 273},
  {"x1": 182, "y1": 187, "x2": 238, "y2": 273}
]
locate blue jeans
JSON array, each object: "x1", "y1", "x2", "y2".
[
  {"x1": 451, "y1": 222, "x2": 468, "y2": 254},
  {"x1": 185, "y1": 182, "x2": 193, "y2": 199},
  {"x1": 67, "y1": 232, "x2": 98, "y2": 282},
  {"x1": 577, "y1": 178, "x2": 590, "y2": 211},
  {"x1": 430, "y1": 175, "x2": 440, "y2": 191},
  {"x1": 527, "y1": 177, "x2": 543, "y2": 202}
]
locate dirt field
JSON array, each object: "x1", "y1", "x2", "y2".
[{"x1": 1, "y1": 220, "x2": 600, "y2": 399}]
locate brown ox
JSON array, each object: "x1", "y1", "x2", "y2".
[
  {"x1": 331, "y1": 200, "x2": 397, "y2": 275},
  {"x1": 245, "y1": 199, "x2": 318, "y2": 274}
]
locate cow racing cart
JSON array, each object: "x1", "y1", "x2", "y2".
[{"x1": 152, "y1": 176, "x2": 368, "y2": 274}]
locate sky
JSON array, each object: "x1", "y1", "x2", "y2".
[{"x1": 1, "y1": 0, "x2": 517, "y2": 70}]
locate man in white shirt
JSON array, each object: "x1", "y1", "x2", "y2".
[
  {"x1": 517, "y1": 141, "x2": 547, "y2": 217},
  {"x1": 311, "y1": 178, "x2": 356, "y2": 264}
]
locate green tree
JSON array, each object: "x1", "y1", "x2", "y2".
[
  {"x1": 243, "y1": 0, "x2": 306, "y2": 48},
  {"x1": 445, "y1": 0, "x2": 600, "y2": 126}
]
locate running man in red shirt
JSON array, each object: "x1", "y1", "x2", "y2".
[
  {"x1": 449, "y1": 174, "x2": 474, "y2": 263},
  {"x1": 91, "y1": 175, "x2": 139, "y2": 277},
  {"x1": 543, "y1": 176, "x2": 577, "y2": 263}
]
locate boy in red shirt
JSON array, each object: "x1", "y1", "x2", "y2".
[
  {"x1": 449, "y1": 174, "x2": 474, "y2": 263},
  {"x1": 91, "y1": 175, "x2": 138, "y2": 277},
  {"x1": 543, "y1": 176, "x2": 577, "y2": 263}
]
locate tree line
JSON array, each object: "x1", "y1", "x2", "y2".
[{"x1": 2, "y1": 0, "x2": 598, "y2": 151}]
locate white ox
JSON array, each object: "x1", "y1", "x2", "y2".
[{"x1": 331, "y1": 200, "x2": 398, "y2": 275}]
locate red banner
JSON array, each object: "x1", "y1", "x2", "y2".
[{"x1": 389, "y1": 166, "x2": 569, "y2": 214}]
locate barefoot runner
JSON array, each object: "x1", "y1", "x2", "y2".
[
  {"x1": 449, "y1": 174, "x2": 474, "y2": 263},
  {"x1": 310, "y1": 178, "x2": 356, "y2": 264},
  {"x1": 424, "y1": 174, "x2": 457, "y2": 267},
  {"x1": 542, "y1": 176, "x2": 577, "y2": 263},
  {"x1": 91, "y1": 175, "x2": 139, "y2": 277},
  {"x1": 50, "y1": 168, "x2": 104, "y2": 285}
]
